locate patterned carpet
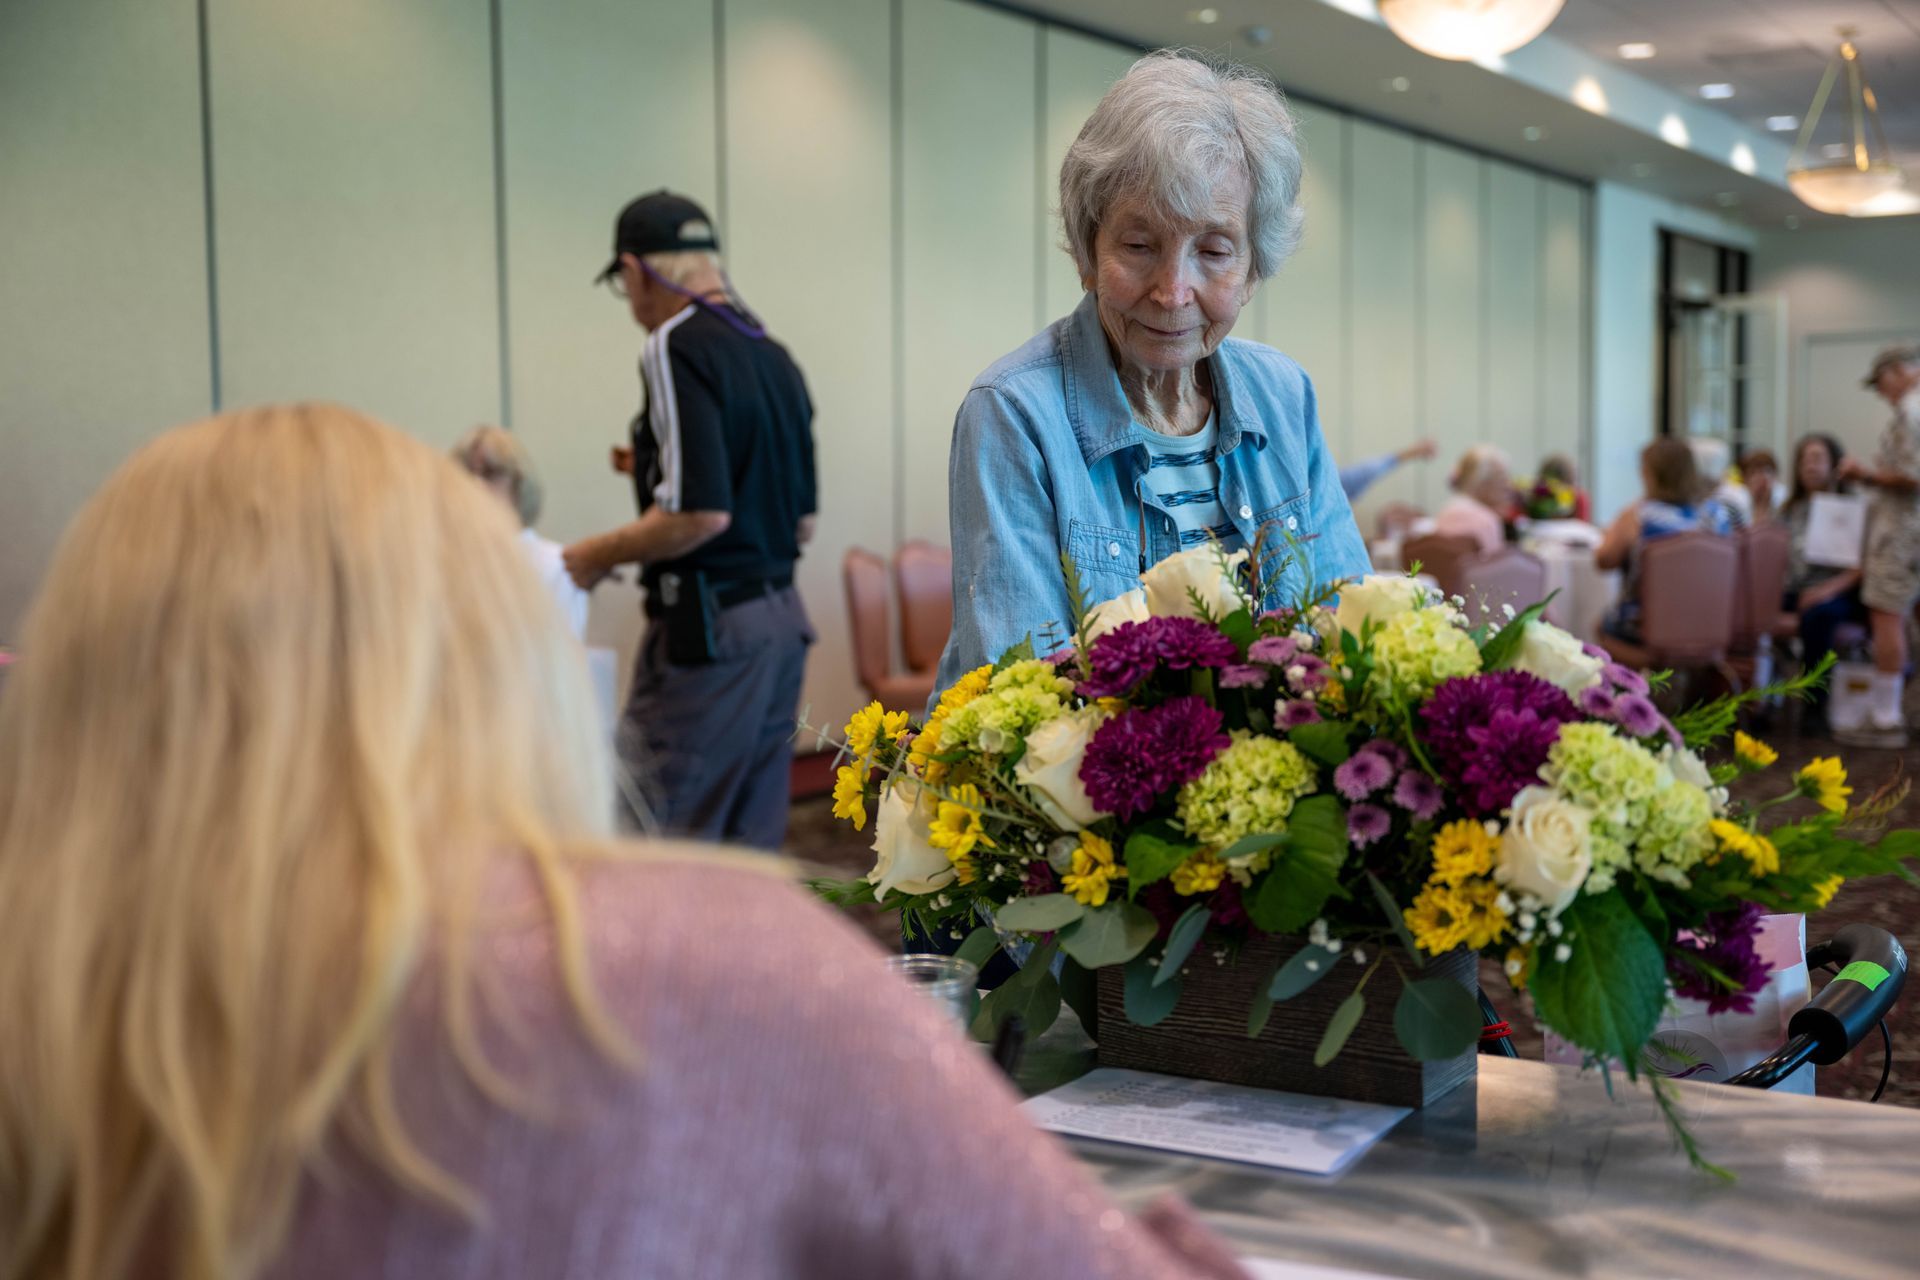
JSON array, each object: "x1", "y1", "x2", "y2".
[{"x1": 787, "y1": 722, "x2": 1920, "y2": 1108}]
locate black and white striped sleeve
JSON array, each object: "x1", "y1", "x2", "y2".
[{"x1": 639, "y1": 311, "x2": 731, "y2": 514}]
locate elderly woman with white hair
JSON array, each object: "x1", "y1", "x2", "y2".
[
  {"x1": 1431, "y1": 445, "x2": 1513, "y2": 554},
  {"x1": 452, "y1": 424, "x2": 590, "y2": 639},
  {"x1": 934, "y1": 51, "x2": 1369, "y2": 685}
]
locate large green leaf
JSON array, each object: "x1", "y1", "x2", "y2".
[
  {"x1": 1268, "y1": 943, "x2": 1341, "y2": 1001},
  {"x1": 1123, "y1": 950, "x2": 1182, "y2": 1026},
  {"x1": 1477, "y1": 594, "x2": 1557, "y2": 671},
  {"x1": 1058, "y1": 901, "x2": 1160, "y2": 968},
  {"x1": 992, "y1": 893, "x2": 1085, "y2": 934},
  {"x1": 1153, "y1": 903, "x2": 1212, "y2": 988},
  {"x1": 1287, "y1": 721, "x2": 1352, "y2": 768},
  {"x1": 1218, "y1": 832, "x2": 1288, "y2": 862},
  {"x1": 970, "y1": 942, "x2": 1061, "y2": 1042},
  {"x1": 953, "y1": 926, "x2": 1001, "y2": 972},
  {"x1": 1392, "y1": 977, "x2": 1484, "y2": 1061},
  {"x1": 1058, "y1": 956, "x2": 1099, "y2": 1037},
  {"x1": 1314, "y1": 992, "x2": 1366, "y2": 1067},
  {"x1": 1244, "y1": 796, "x2": 1347, "y2": 935},
  {"x1": 1528, "y1": 889, "x2": 1667, "y2": 1069},
  {"x1": 1220, "y1": 607, "x2": 1256, "y2": 654},
  {"x1": 1123, "y1": 827, "x2": 1197, "y2": 898}
]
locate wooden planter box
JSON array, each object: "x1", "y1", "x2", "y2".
[{"x1": 1093, "y1": 931, "x2": 1479, "y2": 1109}]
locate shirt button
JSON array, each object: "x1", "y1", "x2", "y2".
[
  {"x1": 1287, "y1": 515, "x2": 1299, "y2": 530},
  {"x1": 1107, "y1": 541, "x2": 1120, "y2": 557},
  {"x1": 1239, "y1": 504, "x2": 1253, "y2": 519}
]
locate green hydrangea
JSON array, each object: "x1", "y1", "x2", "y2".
[
  {"x1": 939, "y1": 660, "x2": 1073, "y2": 753},
  {"x1": 1634, "y1": 780, "x2": 1716, "y2": 887},
  {"x1": 1176, "y1": 732, "x2": 1318, "y2": 852},
  {"x1": 1366, "y1": 606, "x2": 1482, "y2": 705},
  {"x1": 1543, "y1": 722, "x2": 1664, "y2": 890}
]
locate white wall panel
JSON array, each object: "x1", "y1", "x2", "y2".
[
  {"x1": 1345, "y1": 120, "x2": 1419, "y2": 534},
  {"x1": 1261, "y1": 108, "x2": 1348, "y2": 456},
  {"x1": 1539, "y1": 178, "x2": 1587, "y2": 480},
  {"x1": 1039, "y1": 28, "x2": 1137, "y2": 327},
  {"x1": 899, "y1": 0, "x2": 1039, "y2": 547},
  {"x1": 498, "y1": 0, "x2": 718, "y2": 663},
  {"x1": 1484, "y1": 162, "x2": 1542, "y2": 476},
  {"x1": 207, "y1": 0, "x2": 499, "y2": 438},
  {"x1": 0, "y1": 0, "x2": 211, "y2": 638},
  {"x1": 724, "y1": 0, "x2": 894, "y2": 728},
  {"x1": 1418, "y1": 142, "x2": 1485, "y2": 516}
]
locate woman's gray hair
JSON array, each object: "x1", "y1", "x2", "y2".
[
  {"x1": 1060, "y1": 50, "x2": 1304, "y2": 282},
  {"x1": 450, "y1": 424, "x2": 543, "y2": 528},
  {"x1": 1450, "y1": 445, "x2": 1510, "y2": 497}
]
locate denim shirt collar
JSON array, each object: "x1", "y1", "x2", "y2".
[{"x1": 1058, "y1": 290, "x2": 1268, "y2": 469}]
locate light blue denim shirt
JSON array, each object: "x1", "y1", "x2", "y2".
[{"x1": 935, "y1": 292, "x2": 1371, "y2": 691}]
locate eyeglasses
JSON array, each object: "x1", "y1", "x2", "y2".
[{"x1": 604, "y1": 271, "x2": 630, "y2": 300}]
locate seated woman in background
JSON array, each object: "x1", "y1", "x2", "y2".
[
  {"x1": 1431, "y1": 444, "x2": 1513, "y2": 553},
  {"x1": 1741, "y1": 447, "x2": 1782, "y2": 523},
  {"x1": 1597, "y1": 436, "x2": 1735, "y2": 642},
  {"x1": 451, "y1": 423, "x2": 590, "y2": 639},
  {"x1": 0, "y1": 405, "x2": 1244, "y2": 1280},
  {"x1": 1537, "y1": 452, "x2": 1592, "y2": 522},
  {"x1": 1782, "y1": 433, "x2": 1865, "y2": 713}
]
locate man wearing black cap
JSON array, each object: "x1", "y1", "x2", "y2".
[{"x1": 564, "y1": 191, "x2": 817, "y2": 847}]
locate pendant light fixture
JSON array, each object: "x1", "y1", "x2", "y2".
[
  {"x1": 1787, "y1": 30, "x2": 1908, "y2": 216},
  {"x1": 1376, "y1": 0, "x2": 1564, "y2": 62}
]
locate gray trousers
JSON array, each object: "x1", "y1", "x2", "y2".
[{"x1": 616, "y1": 586, "x2": 812, "y2": 849}]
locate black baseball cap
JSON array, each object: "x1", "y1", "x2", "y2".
[{"x1": 595, "y1": 190, "x2": 719, "y2": 284}]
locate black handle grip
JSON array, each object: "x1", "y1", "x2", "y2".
[{"x1": 1792, "y1": 924, "x2": 1907, "y2": 1065}]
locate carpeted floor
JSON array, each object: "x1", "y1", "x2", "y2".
[{"x1": 787, "y1": 722, "x2": 1920, "y2": 1108}]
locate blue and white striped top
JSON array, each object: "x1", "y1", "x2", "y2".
[{"x1": 1134, "y1": 415, "x2": 1240, "y2": 550}]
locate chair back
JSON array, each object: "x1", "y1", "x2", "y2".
[
  {"x1": 842, "y1": 547, "x2": 893, "y2": 693},
  {"x1": 894, "y1": 540, "x2": 953, "y2": 675},
  {"x1": 1399, "y1": 534, "x2": 1479, "y2": 599},
  {"x1": 1733, "y1": 520, "x2": 1791, "y2": 651},
  {"x1": 1458, "y1": 548, "x2": 1548, "y2": 630},
  {"x1": 1639, "y1": 532, "x2": 1738, "y2": 660}
]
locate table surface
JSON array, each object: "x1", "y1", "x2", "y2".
[{"x1": 1019, "y1": 1012, "x2": 1920, "y2": 1279}]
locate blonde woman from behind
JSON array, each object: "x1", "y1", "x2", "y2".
[{"x1": 0, "y1": 405, "x2": 1244, "y2": 1280}]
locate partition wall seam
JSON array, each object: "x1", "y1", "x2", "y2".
[
  {"x1": 1413, "y1": 145, "x2": 1427, "y2": 510},
  {"x1": 714, "y1": 0, "x2": 729, "y2": 234},
  {"x1": 890, "y1": 0, "x2": 906, "y2": 547},
  {"x1": 1339, "y1": 116, "x2": 1354, "y2": 460},
  {"x1": 1478, "y1": 162, "x2": 1491, "y2": 444},
  {"x1": 1033, "y1": 25, "x2": 1047, "y2": 331},
  {"x1": 195, "y1": 0, "x2": 222, "y2": 410},
  {"x1": 488, "y1": 0, "x2": 511, "y2": 425},
  {"x1": 1534, "y1": 183, "x2": 1546, "y2": 466}
]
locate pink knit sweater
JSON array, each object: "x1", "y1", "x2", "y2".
[{"x1": 262, "y1": 854, "x2": 1246, "y2": 1279}]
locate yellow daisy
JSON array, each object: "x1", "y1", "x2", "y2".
[
  {"x1": 1456, "y1": 879, "x2": 1511, "y2": 950},
  {"x1": 1170, "y1": 850, "x2": 1226, "y2": 897},
  {"x1": 928, "y1": 783, "x2": 994, "y2": 864},
  {"x1": 1708, "y1": 818, "x2": 1778, "y2": 875},
  {"x1": 1733, "y1": 731, "x2": 1778, "y2": 769},
  {"x1": 1062, "y1": 831, "x2": 1125, "y2": 907},
  {"x1": 1810, "y1": 874, "x2": 1843, "y2": 909},
  {"x1": 1404, "y1": 882, "x2": 1471, "y2": 956},
  {"x1": 845, "y1": 701, "x2": 911, "y2": 761},
  {"x1": 1796, "y1": 757, "x2": 1852, "y2": 815},
  {"x1": 1429, "y1": 819, "x2": 1498, "y2": 887},
  {"x1": 830, "y1": 765, "x2": 867, "y2": 831}
]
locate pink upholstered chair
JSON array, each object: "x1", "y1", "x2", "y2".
[
  {"x1": 894, "y1": 541, "x2": 953, "y2": 679},
  {"x1": 1457, "y1": 548, "x2": 1549, "y2": 630},
  {"x1": 1399, "y1": 533, "x2": 1479, "y2": 600},
  {"x1": 1733, "y1": 521, "x2": 1796, "y2": 650},
  {"x1": 843, "y1": 547, "x2": 935, "y2": 714},
  {"x1": 1600, "y1": 532, "x2": 1740, "y2": 685}
]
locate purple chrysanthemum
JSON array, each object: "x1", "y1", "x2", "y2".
[
  {"x1": 1356, "y1": 738, "x2": 1408, "y2": 770},
  {"x1": 1582, "y1": 641, "x2": 1609, "y2": 660},
  {"x1": 1286, "y1": 653, "x2": 1331, "y2": 692},
  {"x1": 1670, "y1": 902, "x2": 1771, "y2": 1015},
  {"x1": 1080, "y1": 617, "x2": 1240, "y2": 698},
  {"x1": 1045, "y1": 646, "x2": 1078, "y2": 667},
  {"x1": 1022, "y1": 861, "x2": 1058, "y2": 896},
  {"x1": 1612, "y1": 692, "x2": 1663, "y2": 738},
  {"x1": 1602, "y1": 662, "x2": 1650, "y2": 695},
  {"x1": 1334, "y1": 751, "x2": 1395, "y2": 800},
  {"x1": 1248, "y1": 634, "x2": 1300, "y2": 666},
  {"x1": 1079, "y1": 696, "x2": 1229, "y2": 821},
  {"x1": 1579, "y1": 685, "x2": 1618, "y2": 718},
  {"x1": 1348, "y1": 802, "x2": 1392, "y2": 848},
  {"x1": 1420, "y1": 671, "x2": 1583, "y2": 816},
  {"x1": 1220, "y1": 663, "x2": 1267, "y2": 689},
  {"x1": 1393, "y1": 769, "x2": 1444, "y2": 820},
  {"x1": 1274, "y1": 698, "x2": 1322, "y2": 728}
]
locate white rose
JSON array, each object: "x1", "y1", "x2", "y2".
[
  {"x1": 1140, "y1": 545, "x2": 1250, "y2": 620},
  {"x1": 1082, "y1": 587, "x2": 1151, "y2": 641},
  {"x1": 1510, "y1": 620, "x2": 1604, "y2": 694},
  {"x1": 1662, "y1": 744, "x2": 1726, "y2": 814},
  {"x1": 1332, "y1": 574, "x2": 1428, "y2": 639},
  {"x1": 866, "y1": 784, "x2": 956, "y2": 899},
  {"x1": 1013, "y1": 707, "x2": 1111, "y2": 830},
  {"x1": 1496, "y1": 786, "x2": 1594, "y2": 917}
]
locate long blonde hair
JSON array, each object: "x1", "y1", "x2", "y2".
[{"x1": 0, "y1": 405, "x2": 624, "y2": 1279}]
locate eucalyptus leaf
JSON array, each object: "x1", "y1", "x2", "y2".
[
  {"x1": 1058, "y1": 956, "x2": 1099, "y2": 1037},
  {"x1": 1314, "y1": 992, "x2": 1366, "y2": 1067},
  {"x1": 992, "y1": 893, "x2": 1085, "y2": 934},
  {"x1": 969, "y1": 941, "x2": 1061, "y2": 1042},
  {"x1": 1123, "y1": 828, "x2": 1196, "y2": 898},
  {"x1": 1392, "y1": 977, "x2": 1484, "y2": 1060},
  {"x1": 953, "y1": 926, "x2": 1001, "y2": 973},
  {"x1": 1123, "y1": 950, "x2": 1182, "y2": 1027},
  {"x1": 1367, "y1": 871, "x2": 1424, "y2": 962},
  {"x1": 1246, "y1": 988, "x2": 1275, "y2": 1038},
  {"x1": 1268, "y1": 943, "x2": 1340, "y2": 1001},
  {"x1": 1153, "y1": 903, "x2": 1212, "y2": 988},
  {"x1": 1059, "y1": 900, "x2": 1160, "y2": 968}
]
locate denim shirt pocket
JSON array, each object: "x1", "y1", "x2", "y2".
[
  {"x1": 1254, "y1": 490, "x2": 1310, "y2": 543},
  {"x1": 1067, "y1": 517, "x2": 1141, "y2": 594}
]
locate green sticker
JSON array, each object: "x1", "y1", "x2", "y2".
[{"x1": 1835, "y1": 960, "x2": 1892, "y2": 991}]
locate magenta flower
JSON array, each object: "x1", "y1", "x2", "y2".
[
  {"x1": 1079, "y1": 696, "x2": 1229, "y2": 821},
  {"x1": 1579, "y1": 685, "x2": 1617, "y2": 718},
  {"x1": 1334, "y1": 751, "x2": 1395, "y2": 800},
  {"x1": 1421, "y1": 672, "x2": 1582, "y2": 816},
  {"x1": 1602, "y1": 662, "x2": 1650, "y2": 695},
  {"x1": 1612, "y1": 693, "x2": 1663, "y2": 738},
  {"x1": 1581, "y1": 641, "x2": 1609, "y2": 660},
  {"x1": 1080, "y1": 617, "x2": 1240, "y2": 698},
  {"x1": 1022, "y1": 861, "x2": 1058, "y2": 896},
  {"x1": 1220, "y1": 663, "x2": 1267, "y2": 689},
  {"x1": 1248, "y1": 634, "x2": 1300, "y2": 666},
  {"x1": 1669, "y1": 902, "x2": 1771, "y2": 1015},
  {"x1": 1348, "y1": 802, "x2": 1392, "y2": 849},
  {"x1": 1274, "y1": 698, "x2": 1322, "y2": 728},
  {"x1": 1393, "y1": 769, "x2": 1444, "y2": 820}
]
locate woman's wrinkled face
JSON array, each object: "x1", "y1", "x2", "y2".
[
  {"x1": 1087, "y1": 167, "x2": 1254, "y2": 376},
  {"x1": 1798, "y1": 440, "x2": 1835, "y2": 493}
]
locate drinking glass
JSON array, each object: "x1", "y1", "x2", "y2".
[{"x1": 885, "y1": 954, "x2": 978, "y2": 1027}]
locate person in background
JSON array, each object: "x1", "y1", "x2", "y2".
[
  {"x1": 1597, "y1": 436, "x2": 1734, "y2": 642},
  {"x1": 937, "y1": 51, "x2": 1368, "y2": 685},
  {"x1": 1688, "y1": 436, "x2": 1751, "y2": 530},
  {"x1": 1537, "y1": 453, "x2": 1592, "y2": 522},
  {"x1": 564, "y1": 191, "x2": 817, "y2": 848},
  {"x1": 0, "y1": 405, "x2": 1247, "y2": 1280},
  {"x1": 452, "y1": 425, "x2": 589, "y2": 639},
  {"x1": 1339, "y1": 437, "x2": 1437, "y2": 502},
  {"x1": 1836, "y1": 344, "x2": 1920, "y2": 745},
  {"x1": 1780, "y1": 433, "x2": 1862, "y2": 725},
  {"x1": 1741, "y1": 448, "x2": 1782, "y2": 523},
  {"x1": 1431, "y1": 444, "x2": 1512, "y2": 554}
]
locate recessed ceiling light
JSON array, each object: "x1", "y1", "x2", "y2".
[
  {"x1": 1700, "y1": 83, "x2": 1735, "y2": 100},
  {"x1": 1730, "y1": 143, "x2": 1757, "y2": 175},
  {"x1": 1522, "y1": 126, "x2": 1547, "y2": 142},
  {"x1": 1385, "y1": 75, "x2": 1412, "y2": 92},
  {"x1": 1630, "y1": 162, "x2": 1655, "y2": 178},
  {"x1": 1765, "y1": 115, "x2": 1799, "y2": 132},
  {"x1": 1187, "y1": 7, "x2": 1219, "y2": 23},
  {"x1": 1241, "y1": 25, "x2": 1273, "y2": 48},
  {"x1": 1785, "y1": 215, "x2": 1801, "y2": 230},
  {"x1": 1619, "y1": 42, "x2": 1656, "y2": 60}
]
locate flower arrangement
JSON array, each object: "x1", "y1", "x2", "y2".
[
  {"x1": 1521, "y1": 476, "x2": 1578, "y2": 520},
  {"x1": 813, "y1": 543, "x2": 1917, "y2": 1171}
]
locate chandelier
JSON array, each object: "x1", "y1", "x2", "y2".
[
  {"x1": 1377, "y1": 0, "x2": 1565, "y2": 62},
  {"x1": 1787, "y1": 31, "x2": 1909, "y2": 216}
]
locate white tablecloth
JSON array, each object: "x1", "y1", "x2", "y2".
[{"x1": 1368, "y1": 538, "x2": 1617, "y2": 643}]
